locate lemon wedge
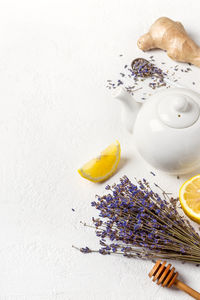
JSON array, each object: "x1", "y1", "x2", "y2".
[
  {"x1": 179, "y1": 175, "x2": 200, "y2": 223},
  {"x1": 78, "y1": 140, "x2": 121, "y2": 182}
]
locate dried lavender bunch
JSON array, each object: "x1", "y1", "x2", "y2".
[{"x1": 78, "y1": 176, "x2": 200, "y2": 263}]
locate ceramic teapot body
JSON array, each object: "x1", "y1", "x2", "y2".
[{"x1": 113, "y1": 87, "x2": 200, "y2": 174}]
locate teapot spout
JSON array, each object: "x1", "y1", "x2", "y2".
[{"x1": 112, "y1": 87, "x2": 142, "y2": 133}]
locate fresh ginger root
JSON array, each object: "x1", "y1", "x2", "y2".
[{"x1": 137, "y1": 17, "x2": 200, "y2": 67}]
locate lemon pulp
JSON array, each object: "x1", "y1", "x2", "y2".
[
  {"x1": 179, "y1": 175, "x2": 200, "y2": 223},
  {"x1": 78, "y1": 140, "x2": 121, "y2": 183}
]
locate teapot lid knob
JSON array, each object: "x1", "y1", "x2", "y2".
[
  {"x1": 158, "y1": 93, "x2": 200, "y2": 129},
  {"x1": 173, "y1": 97, "x2": 189, "y2": 112}
]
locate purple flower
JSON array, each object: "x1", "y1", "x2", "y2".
[
  {"x1": 73, "y1": 176, "x2": 200, "y2": 263},
  {"x1": 80, "y1": 247, "x2": 92, "y2": 254}
]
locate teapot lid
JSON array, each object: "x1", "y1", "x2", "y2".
[{"x1": 158, "y1": 93, "x2": 200, "y2": 128}]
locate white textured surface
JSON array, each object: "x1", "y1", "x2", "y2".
[{"x1": 0, "y1": 0, "x2": 200, "y2": 299}]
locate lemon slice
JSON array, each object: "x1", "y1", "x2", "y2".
[
  {"x1": 78, "y1": 140, "x2": 121, "y2": 182},
  {"x1": 179, "y1": 175, "x2": 200, "y2": 223}
]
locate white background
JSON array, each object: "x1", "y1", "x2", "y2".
[{"x1": 0, "y1": 0, "x2": 200, "y2": 299}]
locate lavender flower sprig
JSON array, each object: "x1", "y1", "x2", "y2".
[{"x1": 76, "y1": 176, "x2": 200, "y2": 263}]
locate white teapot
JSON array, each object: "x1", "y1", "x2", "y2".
[{"x1": 113, "y1": 87, "x2": 200, "y2": 174}]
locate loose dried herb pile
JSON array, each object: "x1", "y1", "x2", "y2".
[
  {"x1": 76, "y1": 176, "x2": 200, "y2": 264},
  {"x1": 131, "y1": 57, "x2": 166, "y2": 89},
  {"x1": 106, "y1": 56, "x2": 193, "y2": 97}
]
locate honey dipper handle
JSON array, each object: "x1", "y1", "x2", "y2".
[{"x1": 174, "y1": 279, "x2": 200, "y2": 299}]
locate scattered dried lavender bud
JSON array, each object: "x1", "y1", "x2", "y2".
[{"x1": 150, "y1": 171, "x2": 156, "y2": 176}]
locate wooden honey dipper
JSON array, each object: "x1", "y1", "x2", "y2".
[{"x1": 149, "y1": 260, "x2": 200, "y2": 299}]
